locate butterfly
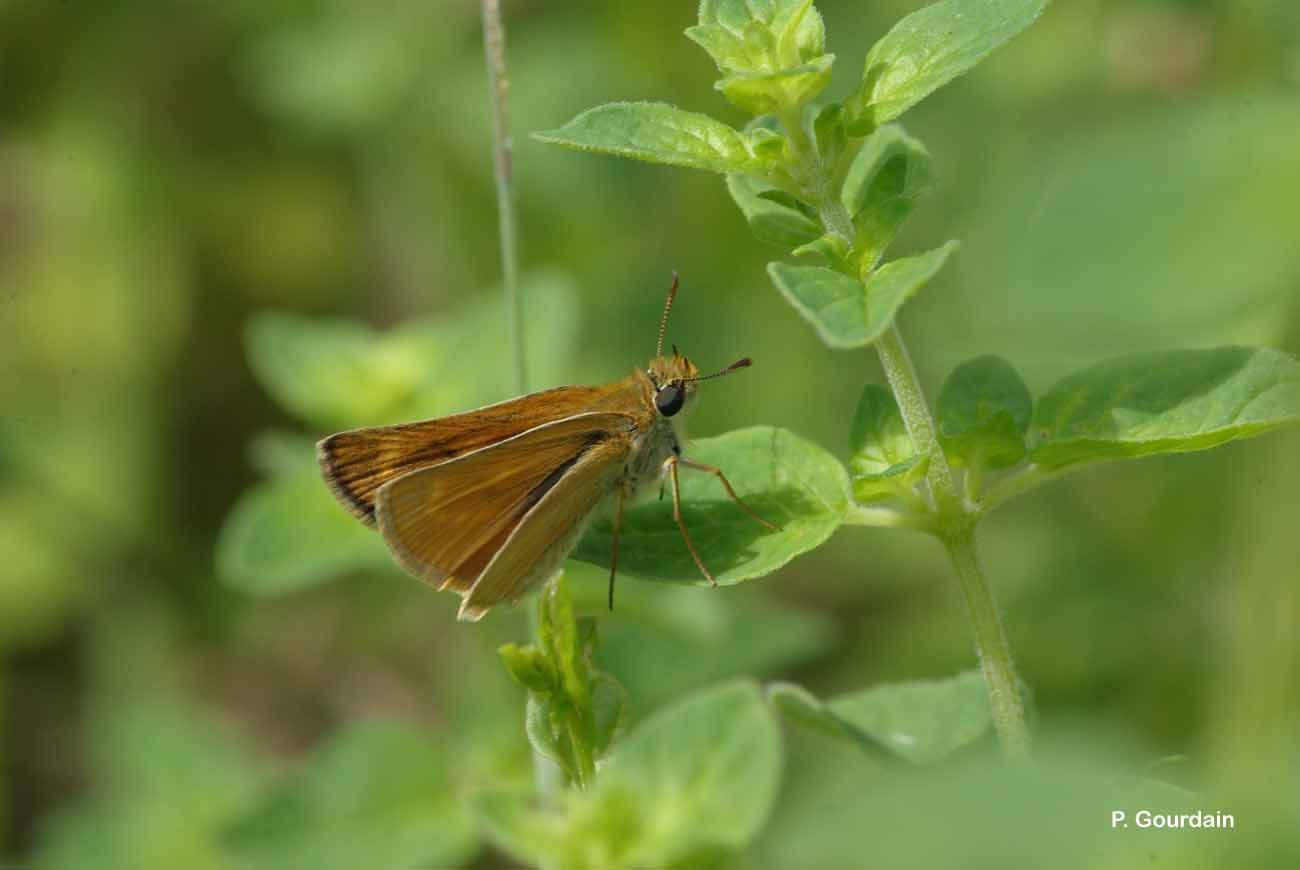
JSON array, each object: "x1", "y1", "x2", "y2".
[{"x1": 317, "y1": 275, "x2": 775, "y2": 620}]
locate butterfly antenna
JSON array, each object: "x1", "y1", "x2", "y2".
[
  {"x1": 687, "y1": 357, "x2": 752, "y2": 382},
  {"x1": 655, "y1": 271, "x2": 679, "y2": 359}
]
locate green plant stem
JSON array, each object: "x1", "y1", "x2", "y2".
[
  {"x1": 566, "y1": 707, "x2": 597, "y2": 790},
  {"x1": 526, "y1": 578, "x2": 560, "y2": 802},
  {"x1": 816, "y1": 197, "x2": 854, "y2": 245},
  {"x1": 817, "y1": 195, "x2": 1029, "y2": 757},
  {"x1": 873, "y1": 325, "x2": 962, "y2": 514},
  {"x1": 481, "y1": 0, "x2": 527, "y2": 393},
  {"x1": 877, "y1": 325, "x2": 1028, "y2": 756},
  {"x1": 842, "y1": 502, "x2": 931, "y2": 530},
  {"x1": 941, "y1": 523, "x2": 1030, "y2": 759}
]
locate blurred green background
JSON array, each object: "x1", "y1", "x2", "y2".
[{"x1": 2, "y1": 0, "x2": 1299, "y2": 866}]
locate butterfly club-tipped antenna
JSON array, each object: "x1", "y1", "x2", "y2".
[
  {"x1": 686, "y1": 357, "x2": 753, "y2": 383},
  {"x1": 655, "y1": 271, "x2": 680, "y2": 359}
]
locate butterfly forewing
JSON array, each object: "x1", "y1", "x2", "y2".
[
  {"x1": 317, "y1": 384, "x2": 618, "y2": 525},
  {"x1": 372, "y1": 412, "x2": 634, "y2": 609}
]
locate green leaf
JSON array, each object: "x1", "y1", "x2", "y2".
[
  {"x1": 246, "y1": 8, "x2": 429, "y2": 133},
  {"x1": 686, "y1": 1, "x2": 833, "y2": 114},
  {"x1": 246, "y1": 274, "x2": 581, "y2": 430},
  {"x1": 791, "y1": 232, "x2": 852, "y2": 269},
  {"x1": 573, "y1": 427, "x2": 849, "y2": 585},
  {"x1": 475, "y1": 682, "x2": 781, "y2": 869},
  {"x1": 769, "y1": 672, "x2": 992, "y2": 764},
  {"x1": 601, "y1": 681, "x2": 782, "y2": 862},
  {"x1": 589, "y1": 671, "x2": 631, "y2": 758},
  {"x1": 499, "y1": 643, "x2": 558, "y2": 694},
  {"x1": 600, "y1": 681, "x2": 780, "y2": 863},
  {"x1": 1032, "y1": 347, "x2": 1300, "y2": 470},
  {"x1": 842, "y1": 125, "x2": 935, "y2": 215},
  {"x1": 524, "y1": 695, "x2": 578, "y2": 781},
  {"x1": 28, "y1": 614, "x2": 267, "y2": 870},
  {"x1": 245, "y1": 314, "x2": 434, "y2": 432},
  {"x1": 509, "y1": 574, "x2": 621, "y2": 788},
  {"x1": 567, "y1": 563, "x2": 835, "y2": 710},
  {"x1": 216, "y1": 467, "x2": 388, "y2": 595},
  {"x1": 535, "y1": 102, "x2": 770, "y2": 176},
  {"x1": 725, "y1": 173, "x2": 821, "y2": 248},
  {"x1": 766, "y1": 682, "x2": 895, "y2": 757},
  {"x1": 688, "y1": 0, "x2": 827, "y2": 74},
  {"x1": 222, "y1": 722, "x2": 477, "y2": 870},
  {"x1": 841, "y1": 125, "x2": 936, "y2": 271},
  {"x1": 860, "y1": 241, "x2": 958, "y2": 331},
  {"x1": 848, "y1": 385, "x2": 927, "y2": 502},
  {"x1": 717, "y1": 56, "x2": 834, "y2": 117},
  {"x1": 767, "y1": 264, "x2": 867, "y2": 349},
  {"x1": 471, "y1": 789, "x2": 568, "y2": 869},
  {"x1": 751, "y1": 739, "x2": 1257, "y2": 870},
  {"x1": 937, "y1": 355, "x2": 1033, "y2": 470},
  {"x1": 847, "y1": 0, "x2": 1049, "y2": 131},
  {"x1": 246, "y1": 430, "x2": 318, "y2": 477},
  {"x1": 812, "y1": 102, "x2": 849, "y2": 172},
  {"x1": 768, "y1": 241, "x2": 957, "y2": 349}
]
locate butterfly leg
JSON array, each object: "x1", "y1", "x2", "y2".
[
  {"x1": 608, "y1": 483, "x2": 626, "y2": 612},
  {"x1": 665, "y1": 456, "x2": 717, "y2": 587},
  {"x1": 676, "y1": 457, "x2": 781, "y2": 531}
]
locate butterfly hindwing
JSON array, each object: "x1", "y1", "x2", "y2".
[
  {"x1": 459, "y1": 435, "x2": 630, "y2": 620},
  {"x1": 372, "y1": 412, "x2": 633, "y2": 607}
]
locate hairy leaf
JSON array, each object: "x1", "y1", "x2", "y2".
[
  {"x1": 574, "y1": 426, "x2": 849, "y2": 585},
  {"x1": 717, "y1": 56, "x2": 835, "y2": 116},
  {"x1": 216, "y1": 467, "x2": 388, "y2": 595},
  {"x1": 246, "y1": 276, "x2": 580, "y2": 430},
  {"x1": 476, "y1": 682, "x2": 781, "y2": 869},
  {"x1": 726, "y1": 173, "x2": 821, "y2": 248},
  {"x1": 847, "y1": 0, "x2": 1049, "y2": 131},
  {"x1": 849, "y1": 384, "x2": 927, "y2": 502},
  {"x1": 686, "y1": 1, "x2": 833, "y2": 113},
  {"x1": 222, "y1": 723, "x2": 476, "y2": 870},
  {"x1": 535, "y1": 102, "x2": 770, "y2": 176},
  {"x1": 603, "y1": 681, "x2": 781, "y2": 860},
  {"x1": 769, "y1": 241, "x2": 957, "y2": 349},
  {"x1": 769, "y1": 672, "x2": 992, "y2": 763},
  {"x1": 688, "y1": 0, "x2": 827, "y2": 74},
  {"x1": 937, "y1": 355, "x2": 1033, "y2": 470},
  {"x1": 1032, "y1": 347, "x2": 1300, "y2": 469},
  {"x1": 841, "y1": 125, "x2": 936, "y2": 271}
]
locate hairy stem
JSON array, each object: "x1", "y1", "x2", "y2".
[
  {"x1": 942, "y1": 523, "x2": 1030, "y2": 758},
  {"x1": 817, "y1": 190, "x2": 1029, "y2": 756},
  {"x1": 875, "y1": 324, "x2": 1028, "y2": 755},
  {"x1": 482, "y1": 0, "x2": 527, "y2": 393},
  {"x1": 873, "y1": 326, "x2": 962, "y2": 515}
]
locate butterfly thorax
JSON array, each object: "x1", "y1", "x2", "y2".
[{"x1": 622, "y1": 363, "x2": 696, "y2": 498}]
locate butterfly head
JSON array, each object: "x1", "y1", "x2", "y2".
[{"x1": 647, "y1": 272, "x2": 751, "y2": 419}]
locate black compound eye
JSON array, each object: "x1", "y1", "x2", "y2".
[{"x1": 654, "y1": 382, "x2": 685, "y2": 417}]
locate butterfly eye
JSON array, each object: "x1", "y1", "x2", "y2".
[{"x1": 654, "y1": 382, "x2": 685, "y2": 417}]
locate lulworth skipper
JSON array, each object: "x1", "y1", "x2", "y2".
[{"x1": 317, "y1": 275, "x2": 775, "y2": 621}]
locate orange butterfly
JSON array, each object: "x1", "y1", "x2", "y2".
[{"x1": 318, "y1": 275, "x2": 775, "y2": 620}]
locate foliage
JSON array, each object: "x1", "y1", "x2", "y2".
[
  {"x1": 476, "y1": 680, "x2": 781, "y2": 870},
  {"x1": 768, "y1": 671, "x2": 992, "y2": 764},
  {"x1": 527, "y1": 0, "x2": 1300, "y2": 861},
  {"x1": 499, "y1": 576, "x2": 628, "y2": 790},
  {"x1": 6, "y1": 0, "x2": 1300, "y2": 867}
]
